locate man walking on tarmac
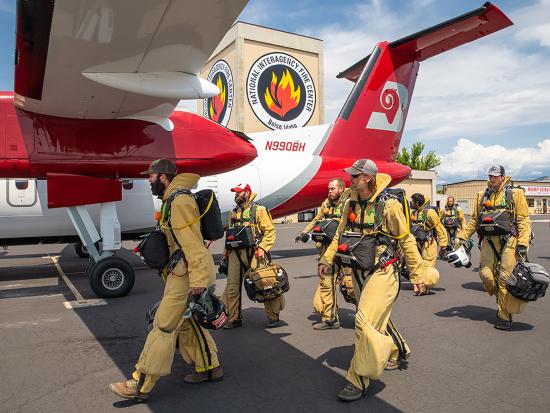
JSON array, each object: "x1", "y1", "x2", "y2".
[
  {"x1": 410, "y1": 193, "x2": 448, "y2": 295},
  {"x1": 459, "y1": 164, "x2": 532, "y2": 330},
  {"x1": 222, "y1": 184, "x2": 284, "y2": 329},
  {"x1": 296, "y1": 178, "x2": 350, "y2": 330},
  {"x1": 110, "y1": 159, "x2": 222, "y2": 402},
  {"x1": 318, "y1": 159, "x2": 426, "y2": 402},
  {"x1": 440, "y1": 196, "x2": 466, "y2": 248}
]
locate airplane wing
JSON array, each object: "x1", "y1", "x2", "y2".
[
  {"x1": 14, "y1": 0, "x2": 248, "y2": 126},
  {"x1": 337, "y1": 2, "x2": 512, "y2": 82}
]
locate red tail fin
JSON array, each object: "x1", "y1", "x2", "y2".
[{"x1": 319, "y1": 2, "x2": 512, "y2": 162}]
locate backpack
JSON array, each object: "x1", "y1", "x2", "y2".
[
  {"x1": 164, "y1": 189, "x2": 224, "y2": 241},
  {"x1": 137, "y1": 189, "x2": 223, "y2": 270}
]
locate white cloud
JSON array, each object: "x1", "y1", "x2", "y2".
[
  {"x1": 514, "y1": 0, "x2": 550, "y2": 47},
  {"x1": 314, "y1": 0, "x2": 550, "y2": 146},
  {"x1": 438, "y1": 138, "x2": 550, "y2": 182}
]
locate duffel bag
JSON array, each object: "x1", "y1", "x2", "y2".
[{"x1": 244, "y1": 260, "x2": 289, "y2": 303}]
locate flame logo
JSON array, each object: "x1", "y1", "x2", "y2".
[
  {"x1": 264, "y1": 69, "x2": 301, "y2": 118},
  {"x1": 209, "y1": 75, "x2": 226, "y2": 122}
]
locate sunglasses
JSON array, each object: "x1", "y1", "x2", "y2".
[{"x1": 350, "y1": 174, "x2": 362, "y2": 179}]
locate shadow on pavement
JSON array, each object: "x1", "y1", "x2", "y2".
[
  {"x1": 72, "y1": 301, "x2": 402, "y2": 412},
  {"x1": 434, "y1": 305, "x2": 534, "y2": 331},
  {"x1": 461, "y1": 281, "x2": 485, "y2": 292}
]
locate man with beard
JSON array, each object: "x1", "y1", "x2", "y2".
[
  {"x1": 222, "y1": 184, "x2": 284, "y2": 328},
  {"x1": 110, "y1": 159, "x2": 222, "y2": 402},
  {"x1": 440, "y1": 196, "x2": 466, "y2": 248},
  {"x1": 296, "y1": 178, "x2": 351, "y2": 330},
  {"x1": 318, "y1": 159, "x2": 425, "y2": 402}
]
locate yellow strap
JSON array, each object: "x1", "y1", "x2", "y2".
[{"x1": 160, "y1": 192, "x2": 214, "y2": 231}]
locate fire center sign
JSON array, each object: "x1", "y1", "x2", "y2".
[
  {"x1": 203, "y1": 60, "x2": 234, "y2": 127},
  {"x1": 247, "y1": 52, "x2": 316, "y2": 130}
]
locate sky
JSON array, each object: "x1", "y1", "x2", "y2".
[{"x1": 1, "y1": 0, "x2": 550, "y2": 183}]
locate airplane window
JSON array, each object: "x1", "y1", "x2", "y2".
[
  {"x1": 122, "y1": 179, "x2": 134, "y2": 190},
  {"x1": 15, "y1": 180, "x2": 29, "y2": 190}
]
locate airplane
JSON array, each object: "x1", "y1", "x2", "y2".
[{"x1": 0, "y1": 2, "x2": 512, "y2": 298}]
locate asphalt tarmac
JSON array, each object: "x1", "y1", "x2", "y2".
[{"x1": 1, "y1": 221, "x2": 549, "y2": 412}]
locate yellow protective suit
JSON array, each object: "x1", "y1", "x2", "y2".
[
  {"x1": 411, "y1": 201, "x2": 448, "y2": 289},
  {"x1": 303, "y1": 190, "x2": 351, "y2": 324},
  {"x1": 320, "y1": 174, "x2": 425, "y2": 391},
  {"x1": 133, "y1": 174, "x2": 219, "y2": 393},
  {"x1": 222, "y1": 193, "x2": 284, "y2": 321},
  {"x1": 440, "y1": 205, "x2": 466, "y2": 248},
  {"x1": 460, "y1": 177, "x2": 531, "y2": 320}
]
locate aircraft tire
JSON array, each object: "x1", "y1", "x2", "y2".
[
  {"x1": 74, "y1": 242, "x2": 100, "y2": 259},
  {"x1": 89, "y1": 256, "x2": 135, "y2": 298}
]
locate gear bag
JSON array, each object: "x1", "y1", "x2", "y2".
[
  {"x1": 225, "y1": 205, "x2": 258, "y2": 249},
  {"x1": 477, "y1": 210, "x2": 514, "y2": 237},
  {"x1": 334, "y1": 232, "x2": 377, "y2": 272},
  {"x1": 244, "y1": 259, "x2": 290, "y2": 303},
  {"x1": 137, "y1": 189, "x2": 222, "y2": 270},
  {"x1": 137, "y1": 230, "x2": 171, "y2": 270},
  {"x1": 311, "y1": 219, "x2": 339, "y2": 244},
  {"x1": 506, "y1": 261, "x2": 549, "y2": 301}
]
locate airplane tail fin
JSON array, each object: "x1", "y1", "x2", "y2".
[{"x1": 319, "y1": 2, "x2": 512, "y2": 162}]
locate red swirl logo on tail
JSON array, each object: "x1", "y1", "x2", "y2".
[{"x1": 380, "y1": 88, "x2": 399, "y2": 125}]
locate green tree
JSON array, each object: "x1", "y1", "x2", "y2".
[{"x1": 397, "y1": 142, "x2": 441, "y2": 170}]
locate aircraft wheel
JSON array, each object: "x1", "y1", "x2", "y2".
[
  {"x1": 74, "y1": 242, "x2": 99, "y2": 258},
  {"x1": 88, "y1": 256, "x2": 135, "y2": 298}
]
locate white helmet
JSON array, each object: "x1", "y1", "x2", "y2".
[{"x1": 448, "y1": 246, "x2": 471, "y2": 268}]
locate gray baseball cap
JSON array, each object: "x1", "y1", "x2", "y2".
[
  {"x1": 140, "y1": 158, "x2": 178, "y2": 175},
  {"x1": 487, "y1": 164, "x2": 505, "y2": 177},
  {"x1": 343, "y1": 159, "x2": 378, "y2": 176}
]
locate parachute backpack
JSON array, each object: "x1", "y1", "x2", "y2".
[{"x1": 477, "y1": 186, "x2": 515, "y2": 237}]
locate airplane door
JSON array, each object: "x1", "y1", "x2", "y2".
[{"x1": 7, "y1": 179, "x2": 37, "y2": 207}]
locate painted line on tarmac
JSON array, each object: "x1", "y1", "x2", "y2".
[{"x1": 48, "y1": 255, "x2": 107, "y2": 309}]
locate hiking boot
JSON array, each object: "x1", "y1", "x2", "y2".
[
  {"x1": 266, "y1": 319, "x2": 280, "y2": 328},
  {"x1": 385, "y1": 359, "x2": 399, "y2": 371},
  {"x1": 494, "y1": 317, "x2": 512, "y2": 331},
  {"x1": 313, "y1": 321, "x2": 340, "y2": 330},
  {"x1": 109, "y1": 379, "x2": 150, "y2": 402},
  {"x1": 184, "y1": 366, "x2": 224, "y2": 384},
  {"x1": 223, "y1": 319, "x2": 243, "y2": 329},
  {"x1": 338, "y1": 382, "x2": 365, "y2": 402}
]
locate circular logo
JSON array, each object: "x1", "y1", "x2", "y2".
[
  {"x1": 247, "y1": 52, "x2": 316, "y2": 130},
  {"x1": 203, "y1": 60, "x2": 233, "y2": 127}
]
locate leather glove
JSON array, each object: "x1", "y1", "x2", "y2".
[
  {"x1": 517, "y1": 245, "x2": 528, "y2": 261},
  {"x1": 460, "y1": 239, "x2": 473, "y2": 252},
  {"x1": 294, "y1": 234, "x2": 302, "y2": 243},
  {"x1": 439, "y1": 247, "x2": 448, "y2": 261}
]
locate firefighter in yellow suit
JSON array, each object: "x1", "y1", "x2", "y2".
[
  {"x1": 222, "y1": 184, "x2": 284, "y2": 329},
  {"x1": 318, "y1": 159, "x2": 426, "y2": 402},
  {"x1": 297, "y1": 178, "x2": 351, "y2": 330},
  {"x1": 459, "y1": 164, "x2": 531, "y2": 330},
  {"x1": 110, "y1": 159, "x2": 221, "y2": 402},
  {"x1": 410, "y1": 193, "x2": 448, "y2": 294},
  {"x1": 440, "y1": 196, "x2": 466, "y2": 248}
]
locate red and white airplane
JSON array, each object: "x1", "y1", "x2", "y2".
[{"x1": 0, "y1": 1, "x2": 512, "y2": 297}]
